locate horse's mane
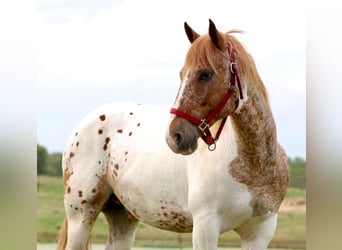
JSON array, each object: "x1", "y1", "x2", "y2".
[{"x1": 184, "y1": 30, "x2": 269, "y2": 103}]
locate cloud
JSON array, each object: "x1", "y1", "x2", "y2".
[{"x1": 38, "y1": 0, "x2": 124, "y2": 22}]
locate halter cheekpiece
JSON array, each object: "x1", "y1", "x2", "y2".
[{"x1": 170, "y1": 44, "x2": 243, "y2": 151}]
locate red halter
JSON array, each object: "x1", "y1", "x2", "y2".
[{"x1": 170, "y1": 45, "x2": 243, "y2": 151}]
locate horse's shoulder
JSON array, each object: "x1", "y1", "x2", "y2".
[{"x1": 228, "y1": 142, "x2": 289, "y2": 216}]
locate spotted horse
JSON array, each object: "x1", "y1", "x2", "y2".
[{"x1": 56, "y1": 19, "x2": 289, "y2": 250}]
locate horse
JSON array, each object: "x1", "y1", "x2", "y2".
[{"x1": 56, "y1": 19, "x2": 289, "y2": 250}]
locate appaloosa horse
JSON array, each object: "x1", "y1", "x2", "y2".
[{"x1": 57, "y1": 19, "x2": 289, "y2": 250}]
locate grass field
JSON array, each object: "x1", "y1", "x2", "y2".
[{"x1": 37, "y1": 176, "x2": 306, "y2": 249}]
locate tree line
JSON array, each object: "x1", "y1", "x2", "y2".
[
  {"x1": 37, "y1": 144, "x2": 63, "y2": 176},
  {"x1": 37, "y1": 144, "x2": 306, "y2": 189}
]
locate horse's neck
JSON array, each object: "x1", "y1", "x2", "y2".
[{"x1": 231, "y1": 84, "x2": 278, "y2": 165}]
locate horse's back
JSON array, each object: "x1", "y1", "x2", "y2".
[
  {"x1": 62, "y1": 101, "x2": 174, "y2": 187},
  {"x1": 63, "y1": 102, "x2": 168, "y2": 162}
]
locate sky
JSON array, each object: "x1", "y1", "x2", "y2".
[{"x1": 37, "y1": 0, "x2": 306, "y2": 158}]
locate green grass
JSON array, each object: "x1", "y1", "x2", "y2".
[
  {"x1": 37, "y1": 176, "x2": 305, "y2": 248},
  {"x1": 285, "y1": 187, "x2": 306, "y2": 199},
  {"x1": 37, "y1": 176, "x2": 64, "y2": 240}
]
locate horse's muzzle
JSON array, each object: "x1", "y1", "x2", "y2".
[{"x1": 166, "y1": 118, "x2": 198, "y2": 155}]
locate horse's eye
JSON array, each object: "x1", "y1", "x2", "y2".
[{"x1": 199, "y1": 70, "x2": 213, "y2": 82}]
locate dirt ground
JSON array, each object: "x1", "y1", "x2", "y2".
[
  {"x1": 279, "y1": 198, "x2": 306, "y2": 212},
  {"x1": 37, "y1": 245, "x2": 285, "y2": 250}
]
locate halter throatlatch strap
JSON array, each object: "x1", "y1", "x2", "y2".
[{"x1": 170, "y1": 44, "x2": 243, "y2": 151}]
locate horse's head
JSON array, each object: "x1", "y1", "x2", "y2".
[{"x1": 166, "y1": 19, "x2": 245, "y2": 155}]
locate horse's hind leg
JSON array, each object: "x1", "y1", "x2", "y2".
[
  {"x1": 235, "y1": 213, "x2": 278, "y2": 250},
  {"x1": 63, "y1": 173, "x2": 111, "y2": 250},
  {"x1": 102, "y1": 194, "x2": 139, "y2": 250}
]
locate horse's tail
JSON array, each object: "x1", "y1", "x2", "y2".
[{"x1": 56, "y1": 216, "x2": 68, "y2": 250}]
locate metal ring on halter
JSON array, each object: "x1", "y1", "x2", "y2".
[
  {"x1": 230, "y1": 62, "x2": 237, "y2": 74},
  {"x1": 208, "y1": 142, "x2": 216, "y2": 151}
]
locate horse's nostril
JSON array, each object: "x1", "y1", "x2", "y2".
[{"x1": 173, "y1": 132, "x2": 184, "y2": 147}]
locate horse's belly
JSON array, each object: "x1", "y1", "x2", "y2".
[
  {"x1": 113, "y1": 159, "x2": 193, "y2": 232},
  {"x1": 108, "y1": 125, "x2": 192, "y2": 232}
]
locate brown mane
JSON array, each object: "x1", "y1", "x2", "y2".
[{"x1": 184, "y1": 30, "x2": 269, "y2": 104}]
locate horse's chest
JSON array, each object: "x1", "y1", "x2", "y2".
[{"x1": 186, "y1": 161, "x2": 254, "y2": 231}]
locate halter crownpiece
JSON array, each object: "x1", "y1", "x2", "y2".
[
  {"x1": 228, "y1": 44, "x2": 244, "y2": 100},
  {"x1": 170, "y1": 45, "x2": 243, "y2": 151}
]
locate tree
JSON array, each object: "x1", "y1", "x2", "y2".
[
  {"x1": 37, "y1": 144, "x2": 62, "y2": 176},
  {"x1": 37, "y1": 144, "x2": 48, "y2": 175},
  {"x1": 288, "y1": 157, "x2": 306, "y2": 189},
  {"x1": 46, "y1": 152, "x2": 63, "y2": 176}
]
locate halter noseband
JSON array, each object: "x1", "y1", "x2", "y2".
[{"x1": 170, "y1": 45, "x2": 243, "y2": 151}]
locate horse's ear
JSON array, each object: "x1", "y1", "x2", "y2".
[
  {"x1": 184, "y1": 22, "x2": 200, "y2": 43},
  {"x1": 208, "y1": 19, "x2": 225, "y2": 51}
]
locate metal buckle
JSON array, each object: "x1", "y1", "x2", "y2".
[
  {"x1": 230, "y1": 62, "x2": 237, "y2": 74},
  {"x1": 229, "y1": 84, "x2": 236, "y2": 91},
  {"x1": 198, "y1": 119, "x2": 209, "y2": 132}
]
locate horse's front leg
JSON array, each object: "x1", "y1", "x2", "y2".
[
  {"x1": 191, "y1": 210, "x2": 221, "y2": 250},
  {"x1": 187, "y1": 164, "x2": 223, "y2": 250}
]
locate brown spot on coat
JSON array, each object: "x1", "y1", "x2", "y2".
[
  {"x1": 81, "y1": 200, "x2": 87, "y2": 204},
  {"x1": 98, "y1": 129, "x2": 103, "y2": 134},
  {"x1": 63, "y1": 168, "x2": 73, "y2": 187},
  {"x1": 128, "y1": 132, "x2": 132, "y2": 136},
  {"x1": 69, "y1": 152, "x2": 75, "y2": 158},
  {"x1": 88, "y1": 177, "x2": 110, "y2": 209},
  {"x1": 117, "y1": 129, "x2": 123, "y2": 133},
  {"x1": 103, "y1": 137, "x2": 110, "y2": 151},
  {"x1": 78, "y1": 191, "x2": 83, "y2": 197},
  {"x1": 99, "y1": 114, "x2": 106, "y2": 121},
  {"x1": 67, "y1": 187, "x2": 71, "y2": 194},
  {"x1": 114, "y1": 164, "x2": 119, "y2": 170}
]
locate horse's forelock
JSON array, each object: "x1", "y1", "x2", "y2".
[{"x1": 184, "y1": 35, "x2": 227, "y2": 74}]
